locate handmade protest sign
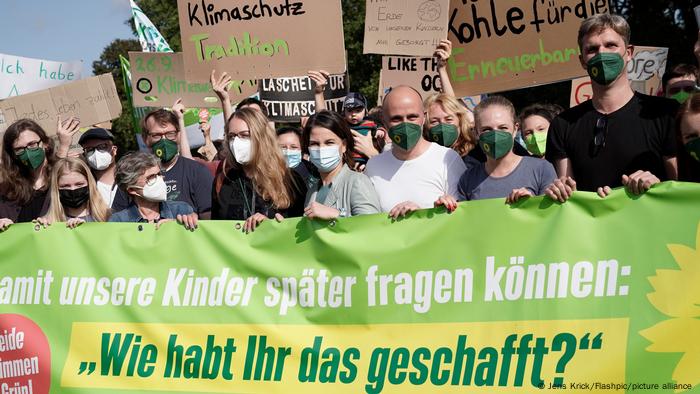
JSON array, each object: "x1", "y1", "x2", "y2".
[
  {"x1": 176, "y1": 0, "x2": 347, "y2": 81},
  {"x1": 447, "y1": 0, "x2": 609, "y2": 96},
  {"x1": 379, "y1": 56, "x2": 443, "y2": 101},
  {"x1": 364, "y1": 0, "x2": 449, "y2": 56},
  {"x1": 0, "y1": 53, "x2": 82, "y2": 99},
  {"x1": 0, "y1": 74, "x2": 121, "y2": 135},
  {"x1": 1, "y1": 182, "x2": 699, "y2": 393},
  {"x1": 569, "y1": 46, "x2": 668, "y2": 107},
  {"x1": 259, "y1": 73, "x2": 348, "y2": 121},
  {"x1": 128, "y1": 51, "x2": 257, "y2": 108}
]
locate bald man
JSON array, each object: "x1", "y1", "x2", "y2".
[{"x1": 364, "y1": 86, "x2": 466, "y2": 219}]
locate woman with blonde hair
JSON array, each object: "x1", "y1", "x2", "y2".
[
  {"x1": 212, "y1": 107, "x2": 306, "y2": 232},
  {"x1": 423, "y1": 93, "x2": 478, "y2": 162},
  {"x1": 35, "y1": 157, "x2": 110, "y2": 229}
]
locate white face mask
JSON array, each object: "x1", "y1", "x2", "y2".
[
  {"x1": 230, "y1": 136, "x2": 252, "y2": 165},
  {"x1": 135, "y1": 176, "x2": 167, "y2": 202},
  {"x1": 85, "y1": 150, "x2": 113, "y2": 170}
]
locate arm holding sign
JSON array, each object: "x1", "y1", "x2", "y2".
[
  {"x1": 55, "y1": 116, "x2": 80, "y2": 159},
  {"x1": 211, "y1": 70, "x2": 233, "y2": 123},
  {"x1": 309, "y1": 70, "x2": 329, "y2": 112},
  {"x1": 435, "y1": 40, "x2": 455, "y2": 98},
  {"x1": 172, "y1": 98, "x2": 193, "y2": 159}
]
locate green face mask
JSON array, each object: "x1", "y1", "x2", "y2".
[
  {"x1": 671, "y1": 91, "x2": 692, "y2": 104},
  {"x1": 587, "y1": 53, "x2": 625, "y2": 86},
  {"x1": 388, "y1": 122, "x2": 422, "y2": 151},
  {"x1": 152, "y1": 138, "x2": 178, "y2": 163},
  {"x1": 524, "y1": 131, "x2": 548, "y2": 156},
  {"x1": 429, "y1": 123, "x2": 459, "y2": 147},
  {"x1": 686, "y1": 137, "x2": 700, "y2": 162},
  {"x1": 479, "y1": 130, "x2": 513, "y2": 160},
  {"x1": 17, "y1": 147, "x2": 46, "y2": 170}
]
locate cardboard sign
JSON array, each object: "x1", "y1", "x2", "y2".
[
  {"x1": 447, "y1": 0, "x2": 609, "y2": 97},
  {"x1": 364, "y1": 0, "x2": 450, "y2": 56},
  {"x1": 259, "y1": 73, "x2": 348, "y2": 121},
  {"x1": 379, "y1": 56, "x2": 443, "y2": 102},
  {"x1": 177, "y1": 0, "x2": 347, "y2": 81},
  {"x1": 569, "y1": 46, "x2": 668, "y2": 107},
  {"x1": 129, "y1": 51, "x2": 257, "y2": 108},
  {"x1": 0, "y1": 74, "x2": 122, "y2": 135},
  {"x1": 0, "y1": 53, "x2": 82, "y2": 99}
]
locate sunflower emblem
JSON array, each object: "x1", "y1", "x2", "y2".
[
  {"x1": 393, "y1": 134, "x2": 402, "y2": 144},
  {"x1": 591, "y1": 67, "x2": 599, "y2": 77},
  {"x1": 639, "y1": 222, "x2": 700, "y2": 391},
  {"x1": 482, "y1": 143, "x2": 491, "y2": 153},
  {"x1": 155, "y1": 148, "x2": 164, "y2": 158}
]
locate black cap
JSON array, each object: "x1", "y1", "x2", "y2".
[
  {"x1": 343, "y1": 92, "x2": 367, "y2": 111},
  {"x1": 79, "y1": 128, "x2": 114, "y2": 145}
]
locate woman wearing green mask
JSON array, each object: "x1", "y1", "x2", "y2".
[
  {"x1": 456, "y1": 97, "x2": 557, "y2": 203},
  {"x1": 676, "y1": 93, "x2": 700, "y2": 182},
  {"x1": 423, "y1": 93, "x2": 478, "y2": 166},
  {"x1": 0, "y1": 119, "x2": 56, "y2": 230},
  {"x1": 518, "y1": 104, "x2": 563, "y2": 158}
]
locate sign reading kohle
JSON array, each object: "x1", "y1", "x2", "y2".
[
  {"x1": 129, "y1": 51, "x2": 257, "y2": 108},
  {"x1": 0, "y1": 74, "x2": 122, "y2": 135},
  {"x1": 364, "y1": 0, "x2": 450, "y2": 57},
  {"x1": 447, "y1": 0, "x2": 609, "y2": 96},
  {"x1": 177, "y1": 0, "x2": 347, "y2": 81},
  {"x1": 259, "y1": 73, "x2": 348, "y2": 122}
]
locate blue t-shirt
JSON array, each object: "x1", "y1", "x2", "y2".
[
  {"x1": 109, "y1": 201, "x2": 194, "y2": 222},
  {"x1": 458, "y1": 157, "x2": 557, "y2": 201}
]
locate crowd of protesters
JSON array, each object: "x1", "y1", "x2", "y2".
[{"x1": 1, "y1": 14, "x2": 698, "y2": 233}]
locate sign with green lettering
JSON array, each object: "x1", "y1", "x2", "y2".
[
  {"x1": 1, "y1": 182, "x2": 699, "y2": 393},
  {"x1": 447, "y1": 0, "x2": 609, "y2": 96},
  {"x1": 176, "y1": 0, "x2": 347, "y2": 81},
  {"x1": 128, "y1": 51, "x2": 257, "y2": 108},
  {"x1": 0, "y1": 52, "x2": 82, "y2": 99}
]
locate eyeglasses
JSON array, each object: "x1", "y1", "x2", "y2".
[
  {"x1": 83, "y1": 142, "x2": 112, "y2": 154},
  {"x1": 148, "y1": 130, "x2": 178, "y2": 142},
  {"x1": 13, "y1": 140, "x2": 41, "y2": 156},
  {"x1": 668, "y1": 85, "x2": 699, "y2": 95},
  {"x1": 593, "y1": 117, "x2": 607, "y2": 156}
]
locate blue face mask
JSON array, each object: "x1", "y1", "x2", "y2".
[
  {"x1": 309, "y1": 146, "x2": 342, "y2": 172},
  {"x1": 282, "y1": 149, "x2": 302, "y2": 168}
]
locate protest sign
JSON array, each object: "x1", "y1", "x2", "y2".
[
  {"x1": 363, "y1": 0, "x2": 449, "y2": 56},
  {"x1": 0, "y1": 74, "x2": 121, "y2": 135},
  {"x1": 569, "y1": 46, "x2": 668, "y2": 107},
  {"x1": 259, "y1": 73, "x2": 348, "y2": 121},
  {"x1": 1, "y1": 182, "x2": 699, "y2": 392},
  {"x1": 176, "y1": 0, "x2": 347, "y2": 81},
  {"x1": 379, "y1": 56, "x2": 443, "y2": 101},
  {"x1": 0, "y1": 53, "x2": 82, "y2": 99},
  {"x1": 447, "y1": 0, "x2": 609, "y2": 96},
  {"x1": 129, "y1": 51, "x2": 257, "y2": 108}
]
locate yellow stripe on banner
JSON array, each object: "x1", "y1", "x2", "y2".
[{"x1": 61, "y1": 319, "x2": 628, "y2": 393}]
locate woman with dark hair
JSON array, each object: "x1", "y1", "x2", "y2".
[
  {"x1": 276, "y1": 126, "x2": 317, "y2": 184},
  {"x1": 0, "y1": 119, "x2": 57, "y2": 230},
  {"x1": 212, "y1": 108, "x2": 306, "y2": 232},
  {"x1": 302, "y1": 110, "x2": 381, "y2": 220},
  {"x1": 518, "y1": 103, "x2": 564, "y2": 158}
]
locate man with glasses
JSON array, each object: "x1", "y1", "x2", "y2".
[
  {"x1": 545, "y1": 14, "x2": 678, "y2": 202},
  {"x1": 139, "y1": 108, "x2": 214, "y2": 219},
  {"x1": 77, "y1": 128, "x2": 130, "y2": 210}
]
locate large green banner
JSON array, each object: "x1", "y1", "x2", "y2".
[{"x1": 1, "y1": 182, "x2": 699, "y2": 393}]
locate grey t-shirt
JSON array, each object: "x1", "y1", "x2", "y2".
[{"x1": 458, "y1": 157, "x2": 556, "y2": 201}]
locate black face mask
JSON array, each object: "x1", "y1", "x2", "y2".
[{"x1": 59, "y1": 187, "x2": 90, "y2": 209}]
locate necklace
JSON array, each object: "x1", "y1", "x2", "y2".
[{"x1": 237, "y1": 177, "x2": 256, "y2": 218}]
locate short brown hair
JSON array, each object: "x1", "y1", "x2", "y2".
[
  {"x1": 577, "y1": 14, "x2": 630, "y2": 50},
  {"x1": 141, "y1": 108, "x2": 180, "y2": 139}
]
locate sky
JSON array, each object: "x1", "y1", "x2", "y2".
[{"x1": 0, "y1": 0, "x2": 136, "y2": 77}]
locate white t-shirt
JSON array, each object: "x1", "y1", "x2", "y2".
[
  {"x1": 364, "y1": 143, "x2": 467, "y2": 212},
  {"x1": 97, "y1": 181, "x2": 118, "y2": 208}
]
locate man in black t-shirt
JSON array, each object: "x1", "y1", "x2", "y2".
[
  {"x1": 132, "y1": 108, "x2": 214, "y2": 218},
  {"x1": 545, "y1": 14, "x2": 678, "y2": 201}
]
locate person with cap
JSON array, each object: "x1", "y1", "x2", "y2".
[
  {"x1": 140, "y1": 108, "x2": 215, "y2": 219},
  {"x1": 364, "y1": 85, "x2": 466, "y2": 219},
  {"x1": 78, "y1": 127, "x2": 130, "y2": 210}
]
